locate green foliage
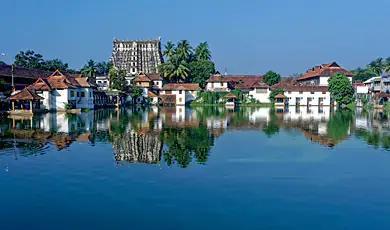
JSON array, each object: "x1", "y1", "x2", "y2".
[
  {"x1": 262, "y1": 70, "x2": 281, "y2": 86},
  {"x1": 352, "y1": 68, "x2": 376, "y2": 82},
  {"x1": 162, "y1": 124, "x2": 214, "y2": 168},
  {"x1": 95, "y1": 61, "x2": 112, "y2": 76},
  {"x1": 14, "y1": 50, "x2": 44, "y2": 69},
  {"x1": 81, "y1": 59, "x2": 97, "y2": 78},
  {"x1": 188, "y1": 60, "x2": 215, "y2": 88},
  {"x1": 14, "y1": 50, "x2": 70, "y2": 72},
  {"x1": 327, "y1": 110, "x2": 353, "y2": 142},
  {"x1": 159, "y1": 40, "x2": 215, "y2": 86},
  {"x1": 328, "y1": 72, "x2": 354, "y2": 105},
  {"x1": 0, "y1": 61, "x2": 5, "y2": 65},
  {"x1": 109, "y1": 68, "x2": 126, "y2": 91},
  {"x1": 40, "y1": 59, "x2": 69, "y2": 71},
  {"x1": 63, "y1": 103, "x2": 73, "y2": 110},
  {"x1": 368, "y1": 57, "x2": 385, "y2": 76},
  {"x1": 163, "y1": 41, "x2": 176, "y2": 59},
  {"x1": 195, "y1": 42, "x2": 211, "y2": 61},
  {"x1": 194, "y1": 91, "x2": 225, "y2": 104},
  {"x1": 269, "y1": 89, "x2": 284, "y2": 102}
]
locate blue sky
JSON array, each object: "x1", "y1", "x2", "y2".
[{"x1": 0, "y1": 0, "x2": 388, "y2": 75}]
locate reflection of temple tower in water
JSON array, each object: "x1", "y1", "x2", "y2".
[{"x1": 113, "y1": 130, "x2": 162, "y2": 164}]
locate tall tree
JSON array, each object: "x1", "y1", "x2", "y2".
[
  {"x1": 352, "y1": 67, "x2": 376, "y2": 82},
  {"x1": 328, "y1": 72, "x2": 354, "y2": 106},
  {"x1": 163, "y1": 41, "x2": 176, "y2": 59},
  {"x1": 81, "y1": 59, "x2": 97, "y2": 78},
  {"x1": 109, "y1": 68, "x2": 126, "y2": 91},
  {"x1": 159, "y1": 56, "x2": 190, "y2": 83},
  {"x1": 385, "y1": 57, "x2": 390, "y2": 73},
  {"x1": 176, "y1": 40, "x2": 193, "y2": 61},
  {"x1": 262, "y1": 70, "x2": 281, "y2": 86},
  {"x1": 41, "y1": 59, "x2": 69, "y2": 71},
  {"x1": 368, "y1": 57, "x2": 384, "y2": 76},
  {"x1": 188, "y1": 60, "x2": 215, "y2": 88},
  {"x1": 14, "y1": 50, "x2": 44, "y2": 69},
  {"x1": 195, "y1": 42, "x2": 211, "y2": 61}
]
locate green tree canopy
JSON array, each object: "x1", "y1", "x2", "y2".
[
  {"x1": 176, "y1": 40, "x2": 193, "y2": 61},
  {"x1": 269, "y1": 88, "x2": 284, "y2": 102},
  {"x1": 41, "y1": 59, "x2": 69, "y2": 71},
  {"x1": 14, "y1": 50, "x2": 44, "y2": 69},
  {"x1": 195, "y1": 42, "x2": 211, "y2": 61},
  {"x1": 352, "y1": 68, "x2": 376, "y2": 82},
  {"x1": 95, "y1": 61, "x2": 112, "y2": 76},
  {"x1": 188, "y1": 60, "x2": 215, "y2": 88},
  {"x1": 328, "y1": 72, "x2": 354, "y2": 106},
  {"x1": 262, "y1": 70, "x2": 281, "y2": 86},
  {"x1": 368, "y1": 57, "x2": 384, "y2": 76},
  {"x1": 163, "y1": 41, "x2": 176, "y2": 59},
  {"x1": 81, "y1": 59, "x2": 97, "y2": 78},
  {"x1": 109, "y1": 68, "x2": 126, "y2": 91}
]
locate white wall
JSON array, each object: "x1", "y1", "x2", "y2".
[
  {"x1": 153, "y1": 80, "x2": 162, "y2": 89},
  {"x1": 205, "y1": 82, "x2": 229, "y2": 91},
  {"x1": 285, "y1": 91, "x2": 331, "y2": 106},
  {"x1": 248, "y1": 88, "x2": 270, "y2": 103},
  {"x1": 161, "y1": 90, "x2": 198, "y2": 105},
  {"x1": 319, "y1": 76, "x2": 353, "y2": 86}
]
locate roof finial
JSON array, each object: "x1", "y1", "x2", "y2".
[{"x1": 224, "y1": 68, "x2": 227, "y2": 76}]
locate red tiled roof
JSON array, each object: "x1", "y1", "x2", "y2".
[
  {"x1": 7, "y1": 88, "x2": 44, "y2": 100},
  {"x1": 225, "y1": 92, "x2": 237, "y2": 98},
  {"x1": 207, "y1": 73, "x2": 263, "y2": 83},
  {"x1": 135, "y1": 73, "x2": 162, "y2": 82},
  {"x1": 162, "y1": 83, "x2": 200, "y2": 91},
  {"x1": 28, "y1": 70, "x2": 92, "y2": 90},
  {"x1": 274, "y1": 93, "x2": 286, "y2": 99},
  {"x1": 297, "y1": 62, "x2": 353, "y2": 81}
]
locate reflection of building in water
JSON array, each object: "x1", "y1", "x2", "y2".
[
  {"x1": 206, "y1": 117, "x2": 228, "y2": 136},
  {"x1": 160, "y1": 107, "x2": 199, "y2": 128},
  {"x1": 113, "y1": 130, "x2": 162, "y2": 164}
]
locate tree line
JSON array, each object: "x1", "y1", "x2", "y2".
[
  {"x1": 353, "y1": 57, "x2": 390, "y2": 82},
  {"x1": 158, "y1": 40, "x2": 216, "y2": 88}
]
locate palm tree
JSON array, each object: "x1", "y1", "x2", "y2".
[
  {"x1": 81, "y1": 59, "x2": 97, "y2": 78},
  {"x1": 159, "y1": 56, "x2": 189, "y2": 82},
  {"x1": 163, "y1": 41, "x2": 176, "y2": 59},
  {"x1": 368, "y1": 57, "x2": 384, "y2": 76},
  {"x1": 195, "y1": 42, "x2": 211, "y2": 61},
  {"x1": 176, "y1": 40, "x2": 193, "y2": 61},
  {"x1": 385, "y1": 57, "x2": 390, "y2": 74}
]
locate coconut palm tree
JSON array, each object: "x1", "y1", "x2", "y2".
[
  {"x1": 159, "y1": 56, "x2": 189, "y2": 82},
  {"x1": 81, "y1": 59, "x2": 97, "y2": 78},
  {"x1": 176, "y1": 40, "x2": 193, "y2": 61},
  {"x1": 195, "y1": 42, "x2": 211, "y2": 61},
  {"x1": 368, "y1": 57, "x2": 384, "y2": 76},
  {"x1": 163, "y1": 41, "x2": 176, "y2": 59}
]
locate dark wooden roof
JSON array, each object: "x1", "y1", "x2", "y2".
[{"x1": 7, "y1": 88, "x2": 44, "y2": 100}]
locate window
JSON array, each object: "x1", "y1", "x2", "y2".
[
  {"x1": 77, "y1": 92, "x2": 80, "y2": 97},
  {"x1": 156, "y1": 81, "x2": 159, "y2": 85},
  {"x1": 179, "y1": 98, "x2": 183, "y2": 102},
  {"x1": 221, "y1": 82, "x2": 224, "y2": 87},
  {"x1": 288, "y1": 91, "x2": 291, "y2": 94},
  {"x1": 81, "y1": 92, "x2": 85, "y2": 97},
  {"x1": 179, "y1": 108, "x2": 182, "y2": 112},
  {"x1": 256, "y1": 88, "x2": 267, "y2": 94},
  {"x1": 179, "y1": 90, "x2": 182, "y2": 94},
  {"x1": 322, "y1": 92, "x2": 326, "y2": 94},
  {"x1": 166, "y1": 90, "x2": 172, "y2": 94},
  {"x1": 311, "y1": 92, "x2": 314, "y2": 94},
  {"x1": 70, "y1": 91, "x2": 75, "y2": 97},
  {"x1": 299, "y1": 91, "x2": 303, "y2": 94}
]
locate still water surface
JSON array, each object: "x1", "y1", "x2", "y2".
[{"x1": 1, "y1": 107, "x2": 390, "y2": 230}]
